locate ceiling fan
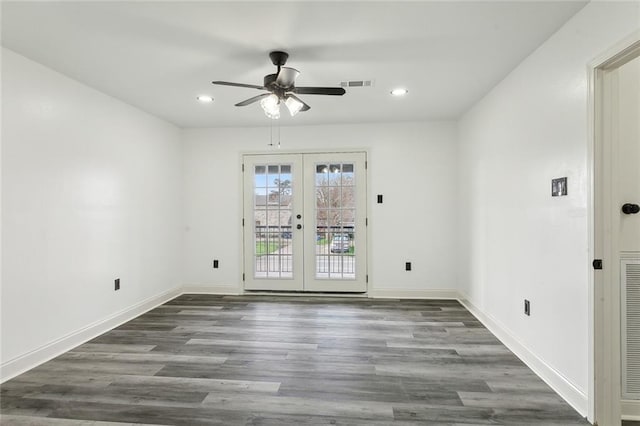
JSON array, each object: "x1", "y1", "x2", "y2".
[{"x1": 212, "y1": 51, "x2": 346, "y2": 119}]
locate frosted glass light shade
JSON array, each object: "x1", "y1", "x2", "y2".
[
  {"x1": 284, "y1": 96, "x2": 304, "y2": 116},
  {"x1": 260, "y1": 94, "x2": 280, "y2": 119}
]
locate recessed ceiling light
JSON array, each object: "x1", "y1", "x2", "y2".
[
  {"x1": 197, "y1": 95, "x2": 214, "y2": 103},
  {"x1": 390, "y1": 88, "x2": 408, "y2": 96}
]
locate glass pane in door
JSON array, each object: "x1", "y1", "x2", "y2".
[
  {"x1": 253, "y1": 163, "x2": 293, "y2": 278},
  {"x1": 314, "y1": 162, "x2": 356, "y2": 280}
]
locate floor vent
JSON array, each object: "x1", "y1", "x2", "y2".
[{"x1": 623, "y1": 258, "x2": 640, "y2": 399}]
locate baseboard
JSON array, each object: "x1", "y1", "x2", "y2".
[
  {"x1": 369, "y1": 288, "x2": 461, "y2": 299},
  {"x1": 181, "y1": 285, "x2": 242, "y2": 295},
  {"x1": 622, "y1": 399, "x2": 640, "y2": 420},
  {"x1": 0, "y1": 286, "x2": 182, "y2": 383},
  {"x1": 458, "y1": 295, "x2": 588, "y2": 418}
]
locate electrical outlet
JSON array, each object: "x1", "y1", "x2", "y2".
[
  {"x1": 524, "y1": 299, "x2": 530, "y2": 316},
  {"x1": 115, "y1": 278, "x2": 120, "y2": 291},
  {"x1": 213, "y1": 259, "x2": 219, "y2": 269},
  {"x1": 405, "y1": 262, "x2": 412, "y2": 271},
  {"x1": 377, "y1": 194, "x2": 383, "y2": 203}
]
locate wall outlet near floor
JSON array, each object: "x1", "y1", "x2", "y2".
[
  {"x1": 524, "y1": 299, "x2": 530, "y2": 316},
  {"x1": 213, "y1": 259, "x2": 219, "y2": 269},
  {"x1": 114, "y1": 278, "x2": 120, "y2": 291},
  {"x1": 405, "y1": 262, "x2": 412, "y2": 271}
]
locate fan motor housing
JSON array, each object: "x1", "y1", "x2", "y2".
[
  {"x1": 264, "y1": 73, "x2": 277, "y2": 88},
  {"x1": 263, "y1": 74, "x2": 287, "y2": 98}
]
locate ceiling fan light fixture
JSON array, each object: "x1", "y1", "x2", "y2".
[
  {"x1": 390, "y1": 88, "x2": 408, "y2": 96},
  {"x1": 197, "y1": 95, "x2": 214, "y2": 103},
  {"x1": 260, "y1": 94, "x2": 280, "y2": 119},
  {"x1": 284, "y1": 96, "x2": 304, "y2": 117},
  {"x1": 212, "y1": 51, "x2": 345, "y2": 117}
]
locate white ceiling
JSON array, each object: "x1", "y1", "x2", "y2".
[{"x1": 1, "y1": 1, "x2": 587, "y2": 128}]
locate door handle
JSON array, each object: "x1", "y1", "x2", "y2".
[
  {"x1": 622, "y1": 203, "x2": 640, "y2": 214},
  {"x1": 297, "y1": 224, "x2": 302, "y2": 230}
]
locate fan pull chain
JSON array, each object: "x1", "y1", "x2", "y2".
[
  {"x1": 268, "y1": 118, "x2": 274, "y2": 147},
  {"x1": 267, "y1": 119, "x2": 281, "y2": 149}
]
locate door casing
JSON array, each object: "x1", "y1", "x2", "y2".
[
  {"x1": 241, "y1": 150, "x2": 369, "y2": 293},
  {"x1": 590, "y1": 32, "x2": 640, "y2": 425}
]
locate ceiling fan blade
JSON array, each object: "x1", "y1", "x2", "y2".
[
  {"x1": 287, "y1": 94, "x2": 311, "y2": 112},
  {"x1": 276, "y1": 67, "x2": 300, "y2": 88},
  {"x1": 292, "y1": 86, "x2": 346, "y2": 96},
  {"x1": 212, "y1": 81, "x2": 266, "y2": 90},
  {"x1": 235, "y1": 93, "x2": 271, "y2": 107}
]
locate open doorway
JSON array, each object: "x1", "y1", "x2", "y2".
[{"x1": 592, "y1": 37, "x2": 640, "y2": 426}]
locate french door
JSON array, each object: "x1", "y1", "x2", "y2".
[{"x1": 243, "y1": 152, "x2": 367, "y2": 292}]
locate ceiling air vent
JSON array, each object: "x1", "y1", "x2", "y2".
[{"x1": 340, "y1": 80, "x2": 374, "y2": 88}]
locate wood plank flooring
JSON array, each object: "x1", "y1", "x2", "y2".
[{"x1": 1, "y1": 295, "x2": 589, "y2": 425}]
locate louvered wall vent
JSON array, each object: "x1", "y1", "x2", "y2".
[
  {"x1": 623, "y1": 259, "x2": 640, "y2": 399},
  {"x1": 340, "y1": 80, "x2": 374, "y2": 88}
]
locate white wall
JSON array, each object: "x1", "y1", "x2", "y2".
[
  {"x1": 1, "y1": 48, "x2": 183, "y2": 379},
  {"x1": 457, "y1": 1, "x2": 640, "y2": 416},
  {"x1": 182, "y1": 122, "x2": 458, "y2": 296}
]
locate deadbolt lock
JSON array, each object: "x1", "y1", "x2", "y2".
[{"x1": 622, "y1": 203, "x2": 640, "y2": 215}]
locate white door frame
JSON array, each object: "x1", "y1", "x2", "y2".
[
  {"x1": 241, "y1": 150, "x2": 369, "y2": 293},
  {"x1": 589, "y1": 31, "x2": 640, "y2": 425}
]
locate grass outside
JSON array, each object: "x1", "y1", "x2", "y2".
[
  {"x1": 255, "y1": 241, "x2": 281, "y2": 255},
  {"x1": 256, "y1": 239, "x2": 355, "y2": 255}
]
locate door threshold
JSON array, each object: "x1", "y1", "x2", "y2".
[{"x1": 242, "y1": 290, "x2": 369, "y2": 298}]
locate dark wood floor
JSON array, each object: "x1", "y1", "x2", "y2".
[{"x1": 1, "y1": 294, "x2": 589, "y2": 425}]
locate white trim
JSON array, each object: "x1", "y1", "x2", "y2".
[
  {"x1": 369, "y1": 289, "x2": 461, "y2": 299},
  {"x1": 589, "y1": 30, "x2": 640, "y2": 426},
  {"x1": 622, "y1": 400, "x2": 640, "y2": 420},
  {"x1": 241, "y1": 151, "x2": 370, "y2": 293},
  {"x1": 242, "y1": 148, "x2": 371, "y2": 156},
  {"x1": 586, "y1": 49, "x2": 597, "y2": 425},
  {"x1": 242, "y1": 291, "x2": 368, "y2": 298},
  {"x1": 240, "y1": 152, "x2": 246, "y2": 299},
  {"x1": 0, "y1": 286, "x2": 182, "y2": 383},
  {"x1": 182, "y1": 285, "x2": 242, "y2": 295},
  {"x1": 459, "y1": 295, "x2": 588, "y2": 418},
  {"x1": 590, "y1": 30, "x2": 640, "y2": 71}
]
